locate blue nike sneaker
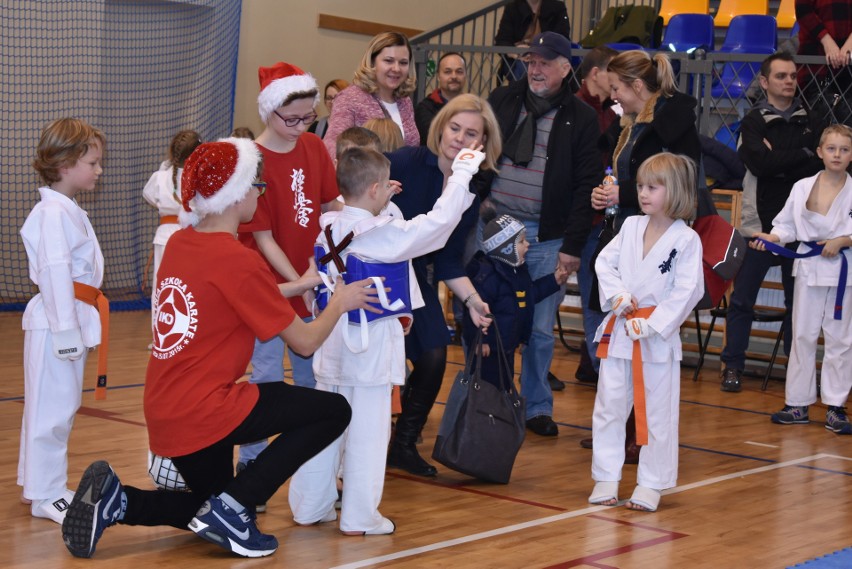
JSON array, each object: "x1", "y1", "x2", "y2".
[
  {"x1": 62, "y1": 461, "x2": 125, "y2": 558},
  {"x1": 188, "y1": 495, "x2": 278, "y2": 557}
]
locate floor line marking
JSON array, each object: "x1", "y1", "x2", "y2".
[
  {"x1": 744, "y1": 440, "x2": 780, "y2": 448},
  {"x1": 330, "y1": 454, "x2": 846, "y2": 569}
]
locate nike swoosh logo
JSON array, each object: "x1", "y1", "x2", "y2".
[
  {"x1": 101, "y1": 481, "x2": 120, "y2": 521},
  {"x1": 212, "y1": 510, "x2": 250, "y2": 540}
]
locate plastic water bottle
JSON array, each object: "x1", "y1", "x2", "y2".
[{"x1": 602, "y1": 167, "x2": 619, "y2": 218}]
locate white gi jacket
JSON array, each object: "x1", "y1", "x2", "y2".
[
  {"x1": 771, "y1": 172, "x2": 852, "y2": 287},
  {"x1": 20, "y1": 188, "x2": 104, "y2": 347},
  {"x1": 594, "y1": 216, "x2": 704, "y2": 362},
  {"x1": 142, "y1": 163, "x2": 183, "y2": 247},
  {"x1": 313, "y1": 182, "x2": 475, "y2": 386}
]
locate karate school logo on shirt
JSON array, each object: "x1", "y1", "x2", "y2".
[
  {"x1": 658, "y1": 249, "x2": 677, "y2": 274},
  {"x1": 151, "y1": 277, "x2": 198, "y2": 360},
  {"x1": 291, "y1": 168, "x2": 313, "y2": 228}
]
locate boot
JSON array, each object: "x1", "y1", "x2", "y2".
[{"x1": 387, "y1": 388, "x2": 438, "y2": 477}]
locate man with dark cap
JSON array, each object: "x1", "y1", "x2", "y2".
[{"x1": 474, "y1": 31, "x2": 600, "y2": 436}]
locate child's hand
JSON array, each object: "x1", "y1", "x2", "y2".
[
  {"x1": 389, "y1": 180, "x2": 402, "y2": 195},
  {"x1": 554, "y1": 264, "x2": 569, "y2": 285},
  {"x1": 52, "y1": 328, "x2": 85, "y2": 361},
  {"x1": 480, "y1": 343, "x2": 491, "y2": 357},
  {"x1": 625, "y1": 317, "x2": 653, "y2": 340},
  {"x1": 750, "y1": 233, "x2": 779, "y2": 251},
  {"x1": 450, "y1": 143, "x2": 486, "y2": 178},
  {"x1": 819, "y1": 236, "x2": 852, "y2": 257},
  {"x1": 610, "y1": 292, "x2": 636, "y2": 317}
]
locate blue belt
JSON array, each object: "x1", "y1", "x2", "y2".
[{"x1": 757, "y1": 238, "x2": 848, "y2": 320}]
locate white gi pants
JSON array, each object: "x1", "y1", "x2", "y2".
[
  {"x1": 786, "y1": 283, "x2": 852, "y2": 407},
  {"x1": 17, "y1": 329, "x2": 86, "y2": 499},
  {"x1": 592, "y1": 356, "x2": 680, "y2": 490},
  {"x1": 289, "y1": 383, "x2": 392, "y2": 533}
]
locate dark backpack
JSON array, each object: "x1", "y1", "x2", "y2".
[{"x1": 580, "y1": 5, "x2": 663, "y2": 49}]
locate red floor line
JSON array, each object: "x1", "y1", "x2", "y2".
[
  {"x1": 75, "y1": 405, "x2": 148, "y2": 427},
  {"x1": 385, "y1": 471, "x2": 568, "y2": 512},
  {"x1": 586, "y1": 513, "x2": 691, "y2": 534},
  {"x1": 545, "y1": 532, "x2": 690, "y2": 568}
]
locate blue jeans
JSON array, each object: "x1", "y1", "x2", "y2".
[
  {"x1": 240, "y1": 317, "x2": 316, "y2": 463},
  {"x1": 577, "y1": 221, "x2": 605, "y2": 372},
  {"x1": 720, "y1": 244, "x2": 794, "y2": 371},
  {"x1": 518, "y1": 222, "x2": 564, "y2": 419}
]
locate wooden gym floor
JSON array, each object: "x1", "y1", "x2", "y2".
[{"x1": 0, "y1": 311, "x2": 849, "y2": 568}]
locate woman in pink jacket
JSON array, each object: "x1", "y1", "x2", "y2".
[{"x1": 323, "y1": 32, "x2": 420, "y2": 156}]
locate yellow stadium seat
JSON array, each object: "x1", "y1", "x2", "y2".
[
  {"x1": 659, "y1": 0, "x2": 710, "y2": 25},
  {"x1": 775, "y1": 0, "x2": 796, "y2": 29},
  {"x1": 713, "y1": 0, "x2": 768, "y2": 28}
]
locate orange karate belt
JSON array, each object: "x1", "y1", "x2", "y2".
[
  {"x1": 159, "y1": 215, "x2": 179, "y2": 225},
  {"x1": 73, "y1": 282, "x2": 110, "y2": 400},
  {"x1": 596, "y1": 306, "x2": 656, "y2": 446}
]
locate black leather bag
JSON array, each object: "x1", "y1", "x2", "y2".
[{"x1": 432, "y1": 324, "x2": 525, "y2": 484}]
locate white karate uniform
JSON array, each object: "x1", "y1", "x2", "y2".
[
  {"x1": 18, "y1": 188, "x2": 104, "y2": 500},
  {"x1": 142, "y1": 164, "x2": 182, "y2": 316},
  {"x1": 770, "y1": 172, "x2": 852, "y2": 407},
  {"x1": 592, "y1": 216, "x2": 703, "y2": 490},
  {"x1": 289, "y1": 181, "x2": 474, "y2": 533}
]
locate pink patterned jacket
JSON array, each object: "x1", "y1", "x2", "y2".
[{"x1": 323, "y1": 84, "x2": 420, "y2": 156}]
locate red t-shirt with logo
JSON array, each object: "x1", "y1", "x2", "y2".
[
  {"x1": 145, "y1": 228, "x2": 296, "y2": 457},
  {"x1": 238, "y1": 133, "x2": 339, "y2": 317}
]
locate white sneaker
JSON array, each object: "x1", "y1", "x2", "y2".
[{"x1": 32, "y1": 489, "x2": 74, "y2": 523}]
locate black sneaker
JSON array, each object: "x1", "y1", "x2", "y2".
[
  {"x1": 526, "y1": 415, "x2": 558, "y2": 436},
  {"x1": 62, "y1": 461, "x2": 125, "y2": 558},
  {"x1": 720, "y1": 368, "x2": 743, "y2": 392},
  {"x1": 189, "y1": 496, "x2": 278, "y2": 557}
]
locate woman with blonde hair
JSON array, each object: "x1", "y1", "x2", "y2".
[
  {"x1": 592, "y1": 50, "x2": 713, "y2": 220},
  {"x1": 323, "y1": 32, "x2": 420, "y2": 155},
  {"x1": 385, "y1": 94, "x2": 501, "y2": 476}
]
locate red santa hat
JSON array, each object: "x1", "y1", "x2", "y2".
[
  {"x1": 257, "y1": 62, "x2": 319, "y2": 123},
  {"x1": 179, "y1": 137, "x2": 261, "y2": 227}
]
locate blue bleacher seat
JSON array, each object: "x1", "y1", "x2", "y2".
[
  {"x1": 663, "y1": 13, "x2": 715, "y2": 53},
  {"x1": 711, "y1": 15, "x2": 777, "y2": 99}
]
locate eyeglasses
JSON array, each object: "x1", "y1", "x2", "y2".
[
  {"x1": 252, "y1": 181, "x2": 267, "y2": 196},
  {"x1": 273, "y1": 110, "x2": 317, "y2": 127}
]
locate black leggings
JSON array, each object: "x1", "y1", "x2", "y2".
[{"x1": 121, "y1": 382, "x2": 350, "y2": 529}]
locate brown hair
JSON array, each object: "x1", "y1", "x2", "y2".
[
  {"x1": 353, "y1": 32, "x2": 416, "y2": 99},
  {"x1": 335, "y1": 126, "x2": 382, "y2": 159},
  {"x1": 325, "y1": 78, "x2": 349, "y2": 94},
  {"x1": 363, "y1": 118, "x2": 404, "y2": 153},
  {"x1": 336, "y1": 147, "x2": 390, "y2": 199},
  {"x1": 426, "y1": 93, "x2": 502, "y2": 172},
  {"x1": 230, "y1": 126, "x2": 255, "y2": 140},
  {"x1": 607, "y1": 50, "x2": 677, "y2": 98},
  {"x1": 33, "y1": 118, "x2": 106, "y2": 185},
  {"x1": 636, "y1": 152, "x2": 697, "y2": 221},
  {"x1": 169, "y1": 130, "x2": 203, "y2": 189}
]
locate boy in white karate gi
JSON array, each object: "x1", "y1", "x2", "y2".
[
  {"x1": 19, "y1": 118, "x2": 106, "y2": 523},
  {"x1": 589, "y1": 153, "x2": 704, "y2": 512},
  {"x1": 288, "y1": 145, "x2": 485, "y2": 535},
  {"x1": 752, "y1": 124, "x2": 852, "y2": 434}
]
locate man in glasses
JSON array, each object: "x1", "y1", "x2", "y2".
[{"x1": 236, "y1": 62, "x2": 342, "y2": 511}]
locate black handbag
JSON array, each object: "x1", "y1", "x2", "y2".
[{"x1": 432, "y1": 323, "x2": 526, "y2": 484}]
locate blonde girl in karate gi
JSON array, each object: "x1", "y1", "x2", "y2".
[
  {"x1": 752, "y1": 124, "x2": 852, "y2": 435},
  {"x1": 589, "y1": 153, "x2": 704, "y2": 512},
  {"x1": 19, "y1": 118, "x2": 106, "y2": 523}
]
